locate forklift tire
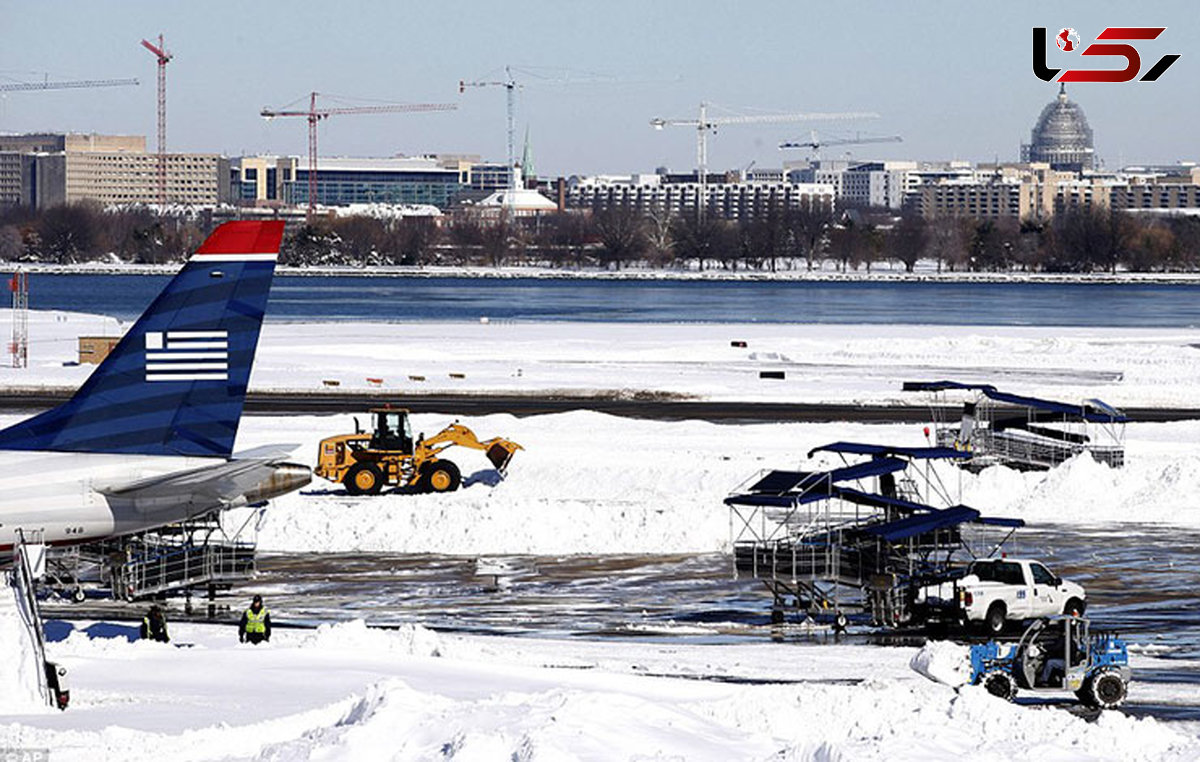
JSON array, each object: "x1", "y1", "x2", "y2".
[
  {"x1": 422, "y1": 461, "x2": 461, "y2": 493},
  {"x1": 1083, "y1": 669, "x2": 1127, "y2": 710},
  {"x1": 345, "y1": 463, "x2": 384, "y2": 496},
  {"x1": 984, "y1": 603, "x2": 1007, "y2": 635},
  {"x1": 981, "y1": 670, "x2": 1017, "y2": 702}
]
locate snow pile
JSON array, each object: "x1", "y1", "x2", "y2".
[
  {"x1": 300, "y1": 620, "x2": 442, "y2": 657},
  {"x1": 909, "y1": 640, "x2": 973, "y2": 687},
  {"x1": 699, "y1": 678, "x2": 1200, "y2": 762},
  {"x1": 2, "y1": 623, "x2": 1196, "y2": 761},
  {"x1": 243, "y1": 414, "x2": 1200, "y2": 557},
  {"x1": 0, "y1": 573, "x2": 47, "y2": 713}
]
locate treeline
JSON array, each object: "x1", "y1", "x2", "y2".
[{"x1": 3, "y1": 200, "x2": 1200, "y2": 273}]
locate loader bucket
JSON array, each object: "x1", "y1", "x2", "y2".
[{"x1": 486, "y1": 442, "x2": 519, "y2": 472}]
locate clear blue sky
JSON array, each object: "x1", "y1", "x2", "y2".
[{"x1": 0, "y1": 1, "x2": 1194, "y2": 175}]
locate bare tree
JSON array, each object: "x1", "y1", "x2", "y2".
[
  {"x1": 925, "y1": 214, "x2": 971, "y2": 272},
  {"x1": 889, "y1": 212, "x2": 928, "y2": 273},
  {"x1": 594, "y1": 206, "x2": 647, "y2": 270},
  {"x1": 789, "y1": 199, "x2": 833, "y2": 271},
  {"x1": 0, "y1": 226, "x2": 24, "y2": 261},
  {"x1": 670, "y1": 213, "x2": 729, "y2": 272},
  {"x1": 36, "y1": 202, "x2": 102, "y2": 263},
  {"x1": 644, "y1": 206, "x2": 675, "y2": 267}
]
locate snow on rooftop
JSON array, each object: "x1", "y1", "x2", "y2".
[{"x1": 476, "y1": 187, "x2": 558, "y2": 210}]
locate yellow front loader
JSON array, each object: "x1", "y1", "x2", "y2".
[{"x1": 315, "y1": 408, "x2": 523, "y2": 495}]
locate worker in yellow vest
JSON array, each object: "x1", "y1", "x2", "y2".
[
  {"x1": 139, "y1": 605, "x2": 170, "y2": 643},
  {"x1": 238, "y1": 594, "x2": 272, "y2": 645}
]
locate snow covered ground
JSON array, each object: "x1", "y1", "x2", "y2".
[
  {"x1": 205, "y1": 412, "x2": 1200, "y2": 556},
  {"x1": 0, "y1": 620, "x2": 1196, "y2": 761},
  {"x1": 2, "y1": 311, "x2": 1200, "y2": 758},
  {"x1": 4, "y1": 310, "x2": 1200, "y2": 408}
]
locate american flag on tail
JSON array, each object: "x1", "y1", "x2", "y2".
[{"x1": 145, "y1": 330, "x2": 229, "y2": 382}]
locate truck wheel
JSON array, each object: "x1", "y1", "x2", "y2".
[
  {"x1": 422, "y1": 461, "x2": 461, "y2": 493},
  {"x1": 984, "y1": 603, "x2": 1007, "y2": 635},
  {"x1": 1063, "y1": 598, "x2": 1086, "y2": 617},
  {"x1": 981, "y1": 670, "x2": 1016, "y2": 701},
  {"x1": 345, "y1": 463, "x2": 384, "y2": 496},
  {"x1": 1084, "y1": 669, "x2": 1127, "y2": 709}
]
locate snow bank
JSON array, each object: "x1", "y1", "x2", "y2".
[
  {"x1": 0, "y1": 573, "x2": 47, "y2": 713},
  {"x1": 241, "y1": 414, "x2": 1200, "y2": 557},
  {"x1": 299, "y1": 620, "x2": 442, "y2": 657},
  {"x1": 3, "y1": 623, "x2": 1196, "y2": 761},
  {"x1": 910, "y1": 640, "x2": 973, "y2": 687}
]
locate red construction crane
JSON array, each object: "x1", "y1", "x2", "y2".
[
  {"x1": 260, "y1": 92, "x2": 457, "y2": 217},
  {"x1": 140, "y1": 34, "x2": 172, "y2": 205}
]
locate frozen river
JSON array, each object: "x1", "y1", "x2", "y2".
[{"x1": 27, "y1": 272, "x2": 1200, "y2": 326}]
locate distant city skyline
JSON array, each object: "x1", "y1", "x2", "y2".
[{"x1": 0, "y1": 1, "x2": 1194, "y2": 175}]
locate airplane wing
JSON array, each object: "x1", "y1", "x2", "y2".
[{"x1": 97, "y1": 458, "x2": 310, "y2": 507}]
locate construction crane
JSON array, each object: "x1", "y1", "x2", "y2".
[
  {"x1": 0, "y1": 77, "x2": 139, "y2": 93},
  {"x1": 650, "y1": 102, "x2": 879, "y2": 221},
  {"x1": 140, "y1": 35, "x2": 172, "y2": 205},
  {"x1": 780, "y1": 130, "x2": 903, "y2": 160},
  {"x1": 260, "y1": 92, "x2": 457, "y2": 218},
  {"x1": 459, "y1": 66, "x2": 625, "y2": 198},
  {"x1": 458, "y1": 66, "x2": 522, "y2": 193}
]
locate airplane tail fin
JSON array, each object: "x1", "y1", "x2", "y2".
[{"x1": 0, "y1": 220, "x2": 285, "y2": 458}]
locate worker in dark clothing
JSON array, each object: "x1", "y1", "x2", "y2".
[
  {"x1": 239, "y1": 594, "x2": 271, "y2": 644},
  {"x1": 139, "y1": 605, "x2": 170, "y2": 643}
]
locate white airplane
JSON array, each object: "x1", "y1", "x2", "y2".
[{"x1": 0, "y1": 220, "x2": 310, "y2": 552}]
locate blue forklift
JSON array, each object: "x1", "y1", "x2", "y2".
[{"x1": 970, "y1": 615, "x2": 1130, "y2": 709}]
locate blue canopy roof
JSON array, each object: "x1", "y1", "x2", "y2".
[
  {"x1": 902, "y1": 381, "x2": 1127, "y2": 423},
  {"x1": 832, "y1": 487, "x2": 940, "y2": 514},
  {"x1": 861, "y1": 505, "x2": 980, "y2": 542},
  {"x1": 725, "y1": 458, "x2": 908, "y2": 508},
  {"x1": 808, "y1": 441, "x2": 970, "y2": 461}
]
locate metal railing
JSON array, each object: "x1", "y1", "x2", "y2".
[
  {"x1": 116, "y1": 540, "x2": 256, "y2": 600},
  {"x1": 10, "y1": 532, "x2": 53, "y2": 706}
]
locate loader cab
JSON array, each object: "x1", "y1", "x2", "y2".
[{"x1": 370, "y1": 409, "x2": 414, "y2": 454}]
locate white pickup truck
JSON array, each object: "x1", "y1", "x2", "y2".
[{"x1": 916, "y1": 558, "x2": 1087, "y2": 634}]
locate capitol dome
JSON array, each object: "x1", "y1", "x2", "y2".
[{"x1": 1021, "y1": 84, "x2": 1095, "y2": 170}]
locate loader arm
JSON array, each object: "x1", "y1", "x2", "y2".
[{"x1": 416, "y1": 423, "x2": 524, "y2": 472}]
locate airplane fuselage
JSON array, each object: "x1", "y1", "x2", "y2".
[{"x1": 0, "y1": 452, "x2": 222, "y2": 549}]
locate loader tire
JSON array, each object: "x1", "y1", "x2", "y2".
[
  {"x1": 981, "y1": 670, "x2": 1017, "y2": 702},
  {"x1": 422, "y1": 461, "x2": 461, "y2": 493},
  {"x1": 345, "y1": 463, "x2": 384, "y2": 496},
  {"x1": 1083, "y1": 669, "x2": 1127, "y2": 710}
]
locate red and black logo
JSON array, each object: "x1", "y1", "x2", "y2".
[{"x1": 1033, "y1": 27, "x2": 1180, "y2": 83}]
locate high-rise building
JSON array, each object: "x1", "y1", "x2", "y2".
[{"x1": 0, "y1": 133, "x2": 230, "y2": 208}]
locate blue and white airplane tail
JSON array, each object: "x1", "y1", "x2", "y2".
[{"x1": 0, "y1": 220, "x2": 285, "y2": 459}]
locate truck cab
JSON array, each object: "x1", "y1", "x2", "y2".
[{"x1": 916, "y1": 558, "x2": 1086, "y2": 634}]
